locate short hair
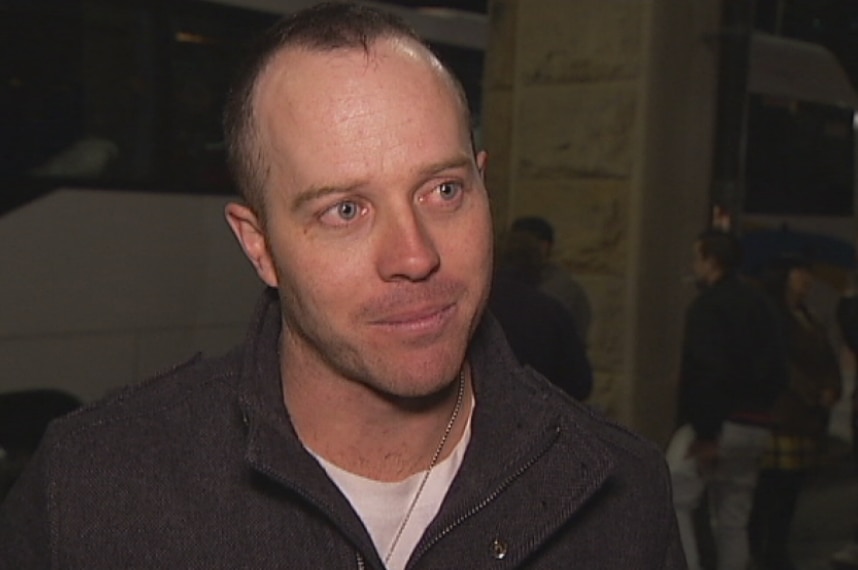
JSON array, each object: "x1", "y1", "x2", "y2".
[
  {"x1": 223, "y1": 1, "x2": 470, "y2": 219},
  {"x1": 510, "y1": 216, "x2": 555, "y2": 245},
  {"x1": 696, "y1": 229, "x2": 742, "y2": 273}
]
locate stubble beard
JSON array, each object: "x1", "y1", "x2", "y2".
[{"x1": 274, "y1": 279, "x2": 480, "y2": 403}]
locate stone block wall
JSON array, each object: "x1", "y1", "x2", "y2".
[{"x1": 482, "y1": 0, "x2": 721, "y2": 442}]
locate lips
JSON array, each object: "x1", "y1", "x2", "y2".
[{"x1": 370, "y1": 302, "x2": 456, "y2": 334}]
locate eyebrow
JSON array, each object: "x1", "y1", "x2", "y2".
[
  {"x1": 290, "y1": 154, "x2": 475, "y2": 213},
  {"x1": 415, "y1": 154, "x2": 473, "y2": 179},
  {"x1": 291, "y1": 184, "x2": 359, "y2": 213}
]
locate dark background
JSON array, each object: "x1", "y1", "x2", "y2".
[
  {"x1": 0, "y1": 0, "x2": 486, "y2": 215},
  {"x1": 2, "y1": 0, "x2": 856, "y2": 217}
]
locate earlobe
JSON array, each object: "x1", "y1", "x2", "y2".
[{"x1": 224, "y1": 202, "x2": 279, "y2": 288}]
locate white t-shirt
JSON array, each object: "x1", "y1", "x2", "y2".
[{"x1": 311, "y1": 406, "x2": 473, "y2": 570}]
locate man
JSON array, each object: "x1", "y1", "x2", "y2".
[
  {"x1": 511, "y1": 216, "x2": 593, "y2": 342},
  {"x1": 0, "y1": 3, "x2": 685, "y2": 568},
  {"x1": 489, "y1": 229, "x2": 593, "y2": 400},
  {"x1": 668, "y1": 229, "x2": 787, "y2": 570}
]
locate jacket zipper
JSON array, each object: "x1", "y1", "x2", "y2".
[
  {"x1": 411, "y1": 426, "x2": 560, "y2": 565},
  {"x1": 251, "y1": 461, "x2": 380, "y2": 569}
]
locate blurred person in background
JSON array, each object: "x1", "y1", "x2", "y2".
[
  {"x1": 510, "y1": 216, "x2": 592, "y2": 343},
  {"x1": 667, "y1": 229, "x2": 788, "y2": 570},
  {"x1": 488, "y1": 229, "x2": 593, "y2": 401},
  {"x1": 749, "y1": 254, "x2": 841, "y2": 570}
]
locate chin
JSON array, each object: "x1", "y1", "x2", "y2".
[{"x1": 373, "y1": 348, "x2": 465, "y2": 400}]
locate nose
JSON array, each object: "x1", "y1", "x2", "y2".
[{"x1": 376, "y1": 208, "x2": 441, "y2": 282}]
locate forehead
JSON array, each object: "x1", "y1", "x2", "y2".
[
  {"x1": 251, "y1": 37, "x2": 469, "y2": 168},
  {"x1": 261, "y1": 39, "x2": 451, "y2": 108}
]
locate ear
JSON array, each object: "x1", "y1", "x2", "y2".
[
  {"x1": 224, "y1": 202, "x2": 279, "y2": 288},
  {"x1": 476, "y1": 150, "x2": 488, "y2": 179}
]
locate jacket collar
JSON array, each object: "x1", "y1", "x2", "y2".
[
  {"x1": 235, "y1": 288, "x2": 379, "y2": 559},
  {"x1": 418, "y1": 314, "x2": 615, "y2": 564}
]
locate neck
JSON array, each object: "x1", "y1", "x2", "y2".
[{"x1": 280, "y1": 342, "x2": 471, "y2": 482}]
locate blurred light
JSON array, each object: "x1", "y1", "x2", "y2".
[
  {"x1": 175, "y1": 31, "x2": 217, "y2": 44},
  {"x1": 416, "y1": 7, "x2": 461, "y2": 17}
]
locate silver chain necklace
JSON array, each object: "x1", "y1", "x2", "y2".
[{"x1": 383, "y1": 369, "x2": 466, "y2": 567}]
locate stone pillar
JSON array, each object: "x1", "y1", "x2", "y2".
[{"x1": 482, "y1": 0, "x2": 722, "y2": 443}]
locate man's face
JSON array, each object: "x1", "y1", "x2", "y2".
[
  {"x1": 229, "y1": 38, "x2": 493, "y2": 398},
  {"x1": 787, "y1": 266, "x2": 813, "y2": 303}
]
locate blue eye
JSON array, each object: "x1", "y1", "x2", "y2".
[
  {"x1": 438, "y1": 182, "x2": 461, "y2": 200},
  {"x1": 336, "y1": 201, "x2": 360, "y2": 220},
  {"x1": 318, "y1": 199, "x2": 365, "y2": 227}
]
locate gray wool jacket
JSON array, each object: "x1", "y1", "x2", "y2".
[{"x1": 0, "y1": 289, "x2": 686, "y2": 569}]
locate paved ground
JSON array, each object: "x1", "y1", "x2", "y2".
[
  {"x1": 785, "y1": 438, "x2": 856, "y2": 570},
  {"x1": 694, "y1": 436, "x2": 857, "y2": 570}
]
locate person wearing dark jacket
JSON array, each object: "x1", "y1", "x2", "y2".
[
  {"x1": 667, "y1": 229, "x2": 788, "y2": 570},
  {"x1": 748, "y1": 254, "x2": 841, "y2": 570},
  {"x1": 0, "y1": 3, "x2": 684, "y2": 568},
  {"x1": 489, "y1": 230, "x2": 593, "y2": 400},
  {"x1": 510, "y1": 216, "x2": 593, "y2": 343}
]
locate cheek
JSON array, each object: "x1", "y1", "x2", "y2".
[
  {"x1": 274, "y1": 239, "x2": 371, "y2": 312},
  {"x1": 447, "y1": 209, "x2": 493, "y2": 279}
]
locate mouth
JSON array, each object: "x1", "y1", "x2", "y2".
[{"x1": 370, "y1": 303, "x2": 457, "y2": 336}]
